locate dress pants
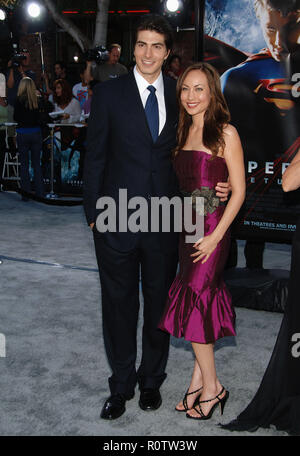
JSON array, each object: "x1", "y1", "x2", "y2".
[
  {"x1": 93, "y1": 231, "x2": 178, "y2": 398},
  {"x1": 0, "y1": 130, "x2": 6, "y2": 187}
]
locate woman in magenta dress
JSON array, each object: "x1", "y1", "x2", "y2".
[{"x1": 159, "y1": 62, "x2": 246, "y2": 420}]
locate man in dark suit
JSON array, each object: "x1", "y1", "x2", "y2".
[{"x1": 83, "y1": 15, "x2": 229, "y2": 420}]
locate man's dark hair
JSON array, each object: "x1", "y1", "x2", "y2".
[
  {"x1": 135, "y1": 14, "x2": 174, "y2": 51},
  {"x1": 255, "y1": 0, "x2": 300, "y2": 16},
  {"x1": 78, "y1": 63, "x2": 87, "y2": 74},
  {"x1": 168, "y1": 54, "x2": 182, "y2": 65},
  {"x1": 54, "y1": 61, "x2": 66, "y2": 71}
]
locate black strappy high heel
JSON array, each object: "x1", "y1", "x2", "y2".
[
  {"x1": 186, "y1": 386, "x2": 229, "y2": 420},
  {"x1": 175, "y1": 387, "x2": 203, "y2": 412}
]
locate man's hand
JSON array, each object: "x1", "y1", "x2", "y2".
[
  {"x1": 89, "y1": 222, "x2": 95, "y2": 230},
  {"x1": 215, "y1": 181, "x2": 232, "y2": 202},
  {"x1": 41, "y1": 72, "x2": 49, "y2": 82}
]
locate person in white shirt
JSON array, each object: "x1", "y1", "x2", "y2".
[
  {"x1": 72, "y1": 66, "x2": 89, "y2": 110},
  {"x1": 53, "y1": 79, "x2": 81, "y2": 124}
]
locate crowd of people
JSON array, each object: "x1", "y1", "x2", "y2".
[{"x1": 0, "y1": 40, "x2": 183, "y2": 199}]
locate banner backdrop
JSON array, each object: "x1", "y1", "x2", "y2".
[
  {"x1": 205, "y1": 0, "x2": 300, "y2": 242},
  {"x1": 30, "y1": 126, "x2": 85, "y2": 196}
]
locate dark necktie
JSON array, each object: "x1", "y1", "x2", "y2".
[{"x1": 144, "y1": 85, "x2": 159, "y2": 142}]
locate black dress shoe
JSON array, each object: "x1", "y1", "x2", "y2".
[
  {"x1": 100, "y1": 394, "x2": 126, "y2": 420},
  {"x1": 139, "y1": 388, "x2": 162, "y2": 411}
]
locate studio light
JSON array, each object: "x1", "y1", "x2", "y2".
[
  {"x1": 27, "y1": 2, "x2": 41, "y2": 18},
  {"x1": 166, "y1": 0, "x2": 180, "y2": 12},
  {"x1": 0, "y1": 9, "x2": 6, "y2": 21}
]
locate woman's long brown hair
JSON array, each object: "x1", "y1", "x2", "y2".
[
  {"x1": 174, "y1": 62, "x2": 230, "y2": 159},
  {"x1": 53, "y1": 78, "x2": 73, "y2": 108}
]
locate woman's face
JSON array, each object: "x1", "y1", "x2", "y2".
[
  {"x1": 55, "y1": 83, "x2": 62, "y2": 97},
  {"x1": 180, "y1": 70, "x2": 211, "y2": 118}
]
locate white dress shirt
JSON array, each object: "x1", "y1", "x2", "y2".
[{"x1": 133, "y1": 65, "x2": 166, "y2": 135}]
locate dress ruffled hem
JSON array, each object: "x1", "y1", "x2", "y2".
[{"x1": 158, "y1": 275, "x2": 236, "y2": 344}]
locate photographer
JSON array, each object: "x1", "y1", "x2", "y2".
[
  {"x1": 84, "y1": 44, "x2": 127, "y2": 83},
  {"x1": 6, "y1": 49, "x2": 36, "y2": 145}
]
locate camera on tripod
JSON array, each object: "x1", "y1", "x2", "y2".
[{"x1": 83, "y1": 46, "x2": 109, "y2": 64}]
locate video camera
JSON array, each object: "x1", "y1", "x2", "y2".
[
  {"x1": 11, "y1": 45, "x2": 27, "y2": 68},
  {"x1": 83, "y1": 45, "x2": 109, "y2": 65}
]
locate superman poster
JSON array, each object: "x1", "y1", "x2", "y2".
[{"x1": 205, "y1": 0, "x2": 300, "y2": 241}]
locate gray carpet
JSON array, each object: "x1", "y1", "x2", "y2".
[{"x1": 0, "y1": 191, "x2": 291, "y2": 436}]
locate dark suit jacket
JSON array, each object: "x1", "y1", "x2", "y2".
[{"x1": 83, "y1": 71, "x2": 179, "y2": 252}]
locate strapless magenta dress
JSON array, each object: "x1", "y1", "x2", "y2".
[{"x1": 158, "y1": 150, "x2": 236, "y2": 344}]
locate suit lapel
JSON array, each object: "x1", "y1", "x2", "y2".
[
  {"x1": 156, "y1": 75, "x2": 178, "y2": 144},
  {"x1": 125, "y1": 72, "x2": 153, "y2": 143}
]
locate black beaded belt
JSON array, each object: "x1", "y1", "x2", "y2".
[{"x1": 180, "y1": 186, "x2": 222, "y2": 216}]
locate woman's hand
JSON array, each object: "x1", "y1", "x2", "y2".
[{"x1": 190, "y1": 233, "x2": 220, "y2": 264}]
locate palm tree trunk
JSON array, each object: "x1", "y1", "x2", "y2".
[
  {"x1": 43, "y1": 0, "x2": 92, "y2": 51},
  {"x1": 93, "y1": 0, "x2": 110, "y2": 47}
]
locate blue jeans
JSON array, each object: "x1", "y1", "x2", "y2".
[{"x1": 17, "y1": 129, "x2": 44, "y2": 197}]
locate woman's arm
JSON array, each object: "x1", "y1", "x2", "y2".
[
  {"x1": 282, "y1": 148, "x2": 300, "y2": 192},
  {"x1": 192, "y1": 124, "x2": 246, "y2": 263},
  {"x1": 6, "y1": 64, "x2": 14, "y2": 89},
  {"x1": 64, "y1": 98, "x2": 81, "y2": 123}
]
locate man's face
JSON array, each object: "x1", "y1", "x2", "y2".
[
  {"x1": 171, "y1": 57, "x2": 180, "y2": 72},
  {"x1": 54, "y1": 64, "x2": 62, "y2": 77},
  {"x1": 108, "y1": 47, "x2": 121, "y2": 64},
  {"x1": 259, "y1": 8, "x2": 300, "y2": 61},
  {"x1": 22, "y1": 52, "x2": 30, "y2": 67},
  {"x1": 134, "y1": 30, "x2": 170, "y2": 83}
]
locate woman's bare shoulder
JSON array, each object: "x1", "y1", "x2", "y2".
[
  {"x1": 223, "y1": 123, "x2": 238, "y2": 138},
  {"x1": 223, "y1": 123, "x2": 243, "y2": 159}
]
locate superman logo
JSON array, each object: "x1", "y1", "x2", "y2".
[{"x1": 254, "y1": 78, "x2": 295, "y2": 113}]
